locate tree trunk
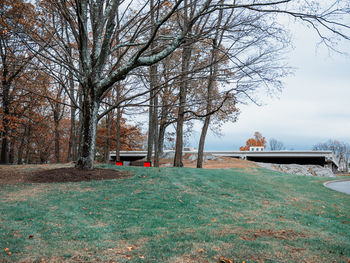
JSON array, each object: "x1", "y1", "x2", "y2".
[
  {"x1": 76, "y1": 88, "x2": 100, "y2": 170},
  {"x1": 25, "y1": 125, "x2": 32, "y2": 164},
  {"x1": 174, "y1": 0, "x2": 191, "y2": 167},
  {"x1": 173, "y1": 44, "x2": 192, "y2": 167},
  {"x1": 115, "y1": 83, "x2": 121, "y2": 162},
  {"x1": 0, "y1": 82, "x2": 10, "y2": 164},
  {"x1": 158, "y1": 122, "x2": 167, "y2": 157},
  {"x1": 146, "y1": 92, "x2": 154, "y2": 162},
  {"x1": 54, "y1": 112, "x2": 60, "y2": 163},
  {"x1": 77, "y1": 85, "x2": 84, "y2": 159},
  {"x1": 196, "y1": 3, "x2": 223, "y2": 168},
  {"x1": 197, "y1": 116, "x2": 211, "y2": 168},
  {"x1": 17, "y1": 126, "x2": 27, "y2": 164},
  {"x1": 153, "y1": 93, "x2": 159, "y2": 167},
  {"x1": 67, "y1": 106, "x2": 76, "y2": 162},
  {"x1": 104, "y1": 111, "x2": 112, "y2": 163},
  {"x1": 9, "y1": 138, "x2": 15, "y2": 164}
]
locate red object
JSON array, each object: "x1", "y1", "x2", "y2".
[
  {"x1": 115, "y1": 161, "x2": 123, "y2": 166},
  {"x1": 144, "y1": 162, "x2": 151, "y2": 167}
]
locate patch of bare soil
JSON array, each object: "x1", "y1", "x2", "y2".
[
  {"x1": 160, "y1": 156, "x2": 258, "y2": 169},
  {"x1": 240, "y1": 229, "x2": 307, "y2": 241},
  {"x1": 0, "y1": 164, "x2": 131, "y2": 185}
]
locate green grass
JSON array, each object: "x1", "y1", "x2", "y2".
[{"x1": 1, "y1": 165, "x2": 349, "y2": 262}]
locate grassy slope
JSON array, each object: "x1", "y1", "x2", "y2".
[{"x1": 0, "y1": 165, "x2": 349, "y2": 262}]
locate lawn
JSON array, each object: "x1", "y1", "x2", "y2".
[{"x1": 1, "y1": 165, "x2": 349, "y2": 262}]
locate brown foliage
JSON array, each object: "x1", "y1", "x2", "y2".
[{"x1": 239, "y1": 131, "x2": 266, "y2": 151}]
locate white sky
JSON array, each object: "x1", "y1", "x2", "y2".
[{"x1": 190, "y1": 22, "x2": 350, "y2": 151}]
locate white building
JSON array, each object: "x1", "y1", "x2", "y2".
[{"x1": 249, "y1": 146, "x2": 265, "y2": 152}]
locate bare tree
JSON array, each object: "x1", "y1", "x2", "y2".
[{"x1": 269, "y1": 138, "x2": 285, "y2": 151}]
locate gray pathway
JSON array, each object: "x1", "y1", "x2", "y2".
[{"x1": 324, "y1": 180, "x2": 350, "y2": 195}]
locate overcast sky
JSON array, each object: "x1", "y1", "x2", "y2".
[{"x1": 190, "y1": 22, "x2": 350, "y2": 151}]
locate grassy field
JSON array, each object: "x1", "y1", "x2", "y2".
[{"x1": 1, "y1": 165, "x2": 349, "y2": 262}]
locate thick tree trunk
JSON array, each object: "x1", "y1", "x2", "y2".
[
  {"x1": 9, "y1": 138, "x2": 15, "y2": 164},
  {"x1": 76, "y1": 88, "x2": 100, "y2": 170},
  {"x1": 197, "y1": 116, "x2": 211, "y2": 168},
  {"x1": 0, "y1": 82, "x2": 10, "y2": 164}
]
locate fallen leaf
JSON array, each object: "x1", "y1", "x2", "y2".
[
  {"x1": 4, "y1": 248, "x2": 9, "y2": 252},
  {"x1": 126, "y1": 246, "x2": 134, "y2": 251},
  {"x1": 82, "y1": 207, "x2": 87, "y2": 210},
  {"x1": 212, "y1": 218, "x2": 217, "y2": 222},
  {"x1": 106, "y1": 197, "x2": 110, "y2": 200}
]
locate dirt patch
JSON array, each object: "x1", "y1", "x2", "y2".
[
  {"x1": 0, "y1": 164, "x2": 132, "y2": 185},
  {"x1": 160, "y1": 156, "x2": 258, "y2": 169},
  {"x1": 240, "y1": 229, "x2": 307, "y2": 241},
  {"x1": 0, "y1": 163, "x2": 74, "y2": 184}
]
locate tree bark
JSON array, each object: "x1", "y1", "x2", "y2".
[
  {"x1": 104, "y1": 110, "x2": 112, "y2": 163},
  {"x1": 25, "y1": 125, "x2": 32, "y2": 164},
  {"x1": 158, "y1": 122, "x2": 166, "y2": 157},
  {"x1": 76, "y1": 86, "x2": 100, "y2": 170},
  {"x1": 197, "y1": 116, "x2": 211, "y2": 168},
  {"x1": 115, "y1": 83, "x2": 121, "y2": 162},
  {"x1": 9, "y1": 138, "x2": 15, "y2": 164},
  {"x1": 54, "y1": 111, "x2": 60, "y2": 163},
  {"x1": 67, "y1": 106, "x2": 76, "y2": 162},
  {"x1": 146, "y1": 91, "x2": 154, "y2": 162},
  {"x1": 67, "y1": 77, "x2": 76, "y2": 162},
  {"x1": 173, "y1": 44, "x2": 192, "y2": 167},
  {"x1": 153, "y1": 93, "x2": 159, "y2": 167},
  {"x1": 0, "y1": 82, "x2": 10, "y2": 164},
  {"x1": 17, "y1": 126, "x2": 28, "y2": 164}
]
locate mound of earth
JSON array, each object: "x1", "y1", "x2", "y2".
[
  {"x1": 160, "y1": 154, "x2": 258, "y2": 169},
  {"x1": 0, "y1": 164, "x2": 131, "y2": 185}
]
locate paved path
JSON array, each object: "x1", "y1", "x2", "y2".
[{"x1": 324, "y1": 180, "x2": 350, "y2": 195}]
